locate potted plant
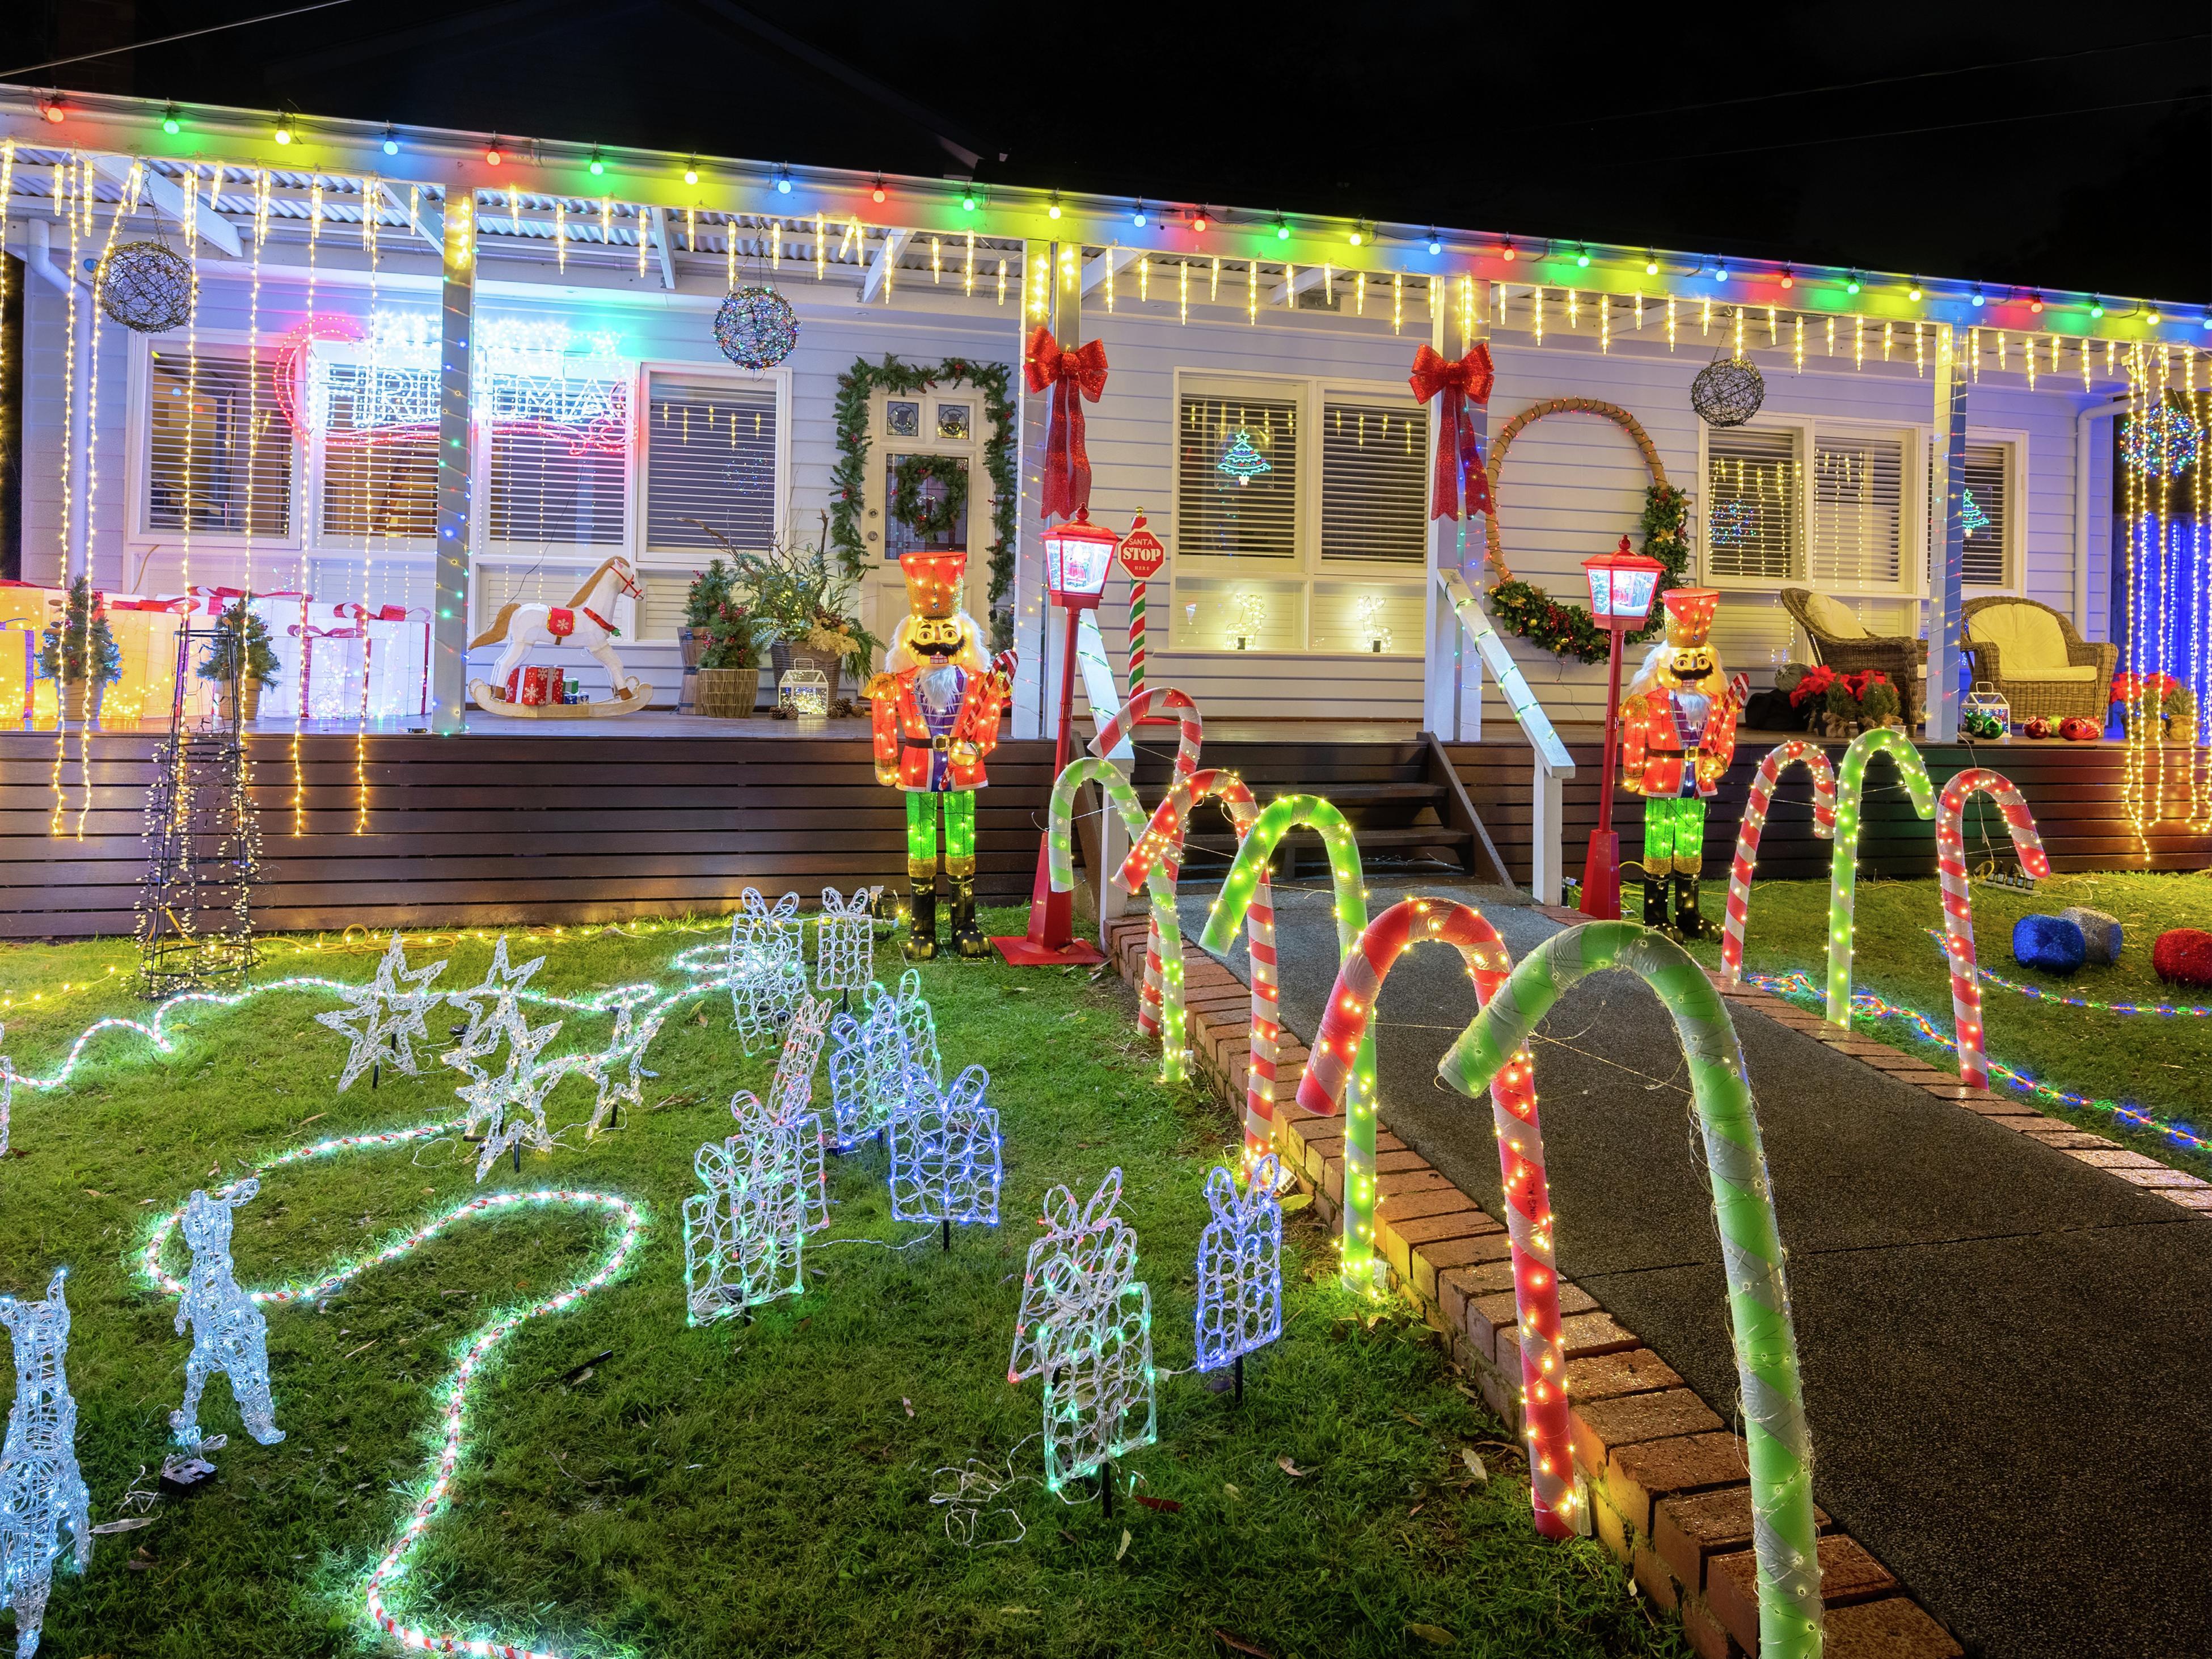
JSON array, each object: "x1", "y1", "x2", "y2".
[
  {"x1": 685, "y1": 559, "x2": 763, "y2": 718},
  {"x1": 1791, "y1": 665, "x2": 1900, "y2": 738},
  {"x1": 698, "y1": 515, "x2": 879, "y2": 707},
  {"x1": 196, "y1": 599, "x2": 281, "y2": 724},
  {"x1": 36, "y1": 575, "x2": 123, "y2": 724},
  {"x1": 2165, "y1": 679, "x2": 2198, "y2": 748}
]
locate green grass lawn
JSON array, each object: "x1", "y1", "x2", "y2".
[
  {"x1": 0, "y1": 914, "x2": 1681, "y2": 1659},
  {"x1": 1685, "y1": 871, "x2": 2212, "y2": 1179}
]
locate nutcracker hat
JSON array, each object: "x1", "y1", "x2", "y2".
[
  {"x1": 897, "y1": 549, "x2": 967, "y2": 621},
  {"x1": 1660, "y1": 586, "x2": 1721, "y2": 647}
]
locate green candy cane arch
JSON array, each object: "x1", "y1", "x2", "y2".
[
  {"x1": 1046, "y1": 756, "x2": 1189, "y2": 1081},
  {"x1": 1440, "y1": 923, "x2": 1823, "y2": 1659},
  {"x1": 1825, "y1": 728, "x2": 1936, "y2": 1027},
  {"x1": 1197, "y1": 796, "x2": 1381, "y2": 1292}
]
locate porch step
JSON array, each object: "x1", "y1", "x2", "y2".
[
  {"x1": 1253, "y1": 780, "x2": 1444, "y2": 805},
  {"x1": 1181, "y1": 824, "x2": 1474, "y2": 862}
]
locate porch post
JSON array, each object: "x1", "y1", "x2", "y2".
[
  {"x1": 429, "y1": 192, "x2": 476, "y2": 734},
  {"x1": 1010, "y1": 239, "x2": 1079, "y2": 741},
  {"x1": 1421, "y1": 279, "x2": 1489, "y2": 738},
  {"x1": 1927, "y1": 323, "x2": 1966, "y2": 740}
]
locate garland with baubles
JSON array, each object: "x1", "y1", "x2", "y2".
[
  {"x1": 1486, "y1": 483, "x2": 1692, "y2": 664},
  {"x1": 829, "y1": 355, "x2": 1016, "y2": 648}
]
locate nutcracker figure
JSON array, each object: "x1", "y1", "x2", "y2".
[
  {"x1": 869, "y1": 550, "x2": 1010, "y2": 961},
  {"x1": 1617, "y1": 586, "x2": 1747, "y2": 939}
]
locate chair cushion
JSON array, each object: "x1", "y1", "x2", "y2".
[
  {"x1": 1801, "y1": 592, "x2": 1868, "y2": 639},
  {"x1": 2000, "y1": 665, "x2": 2099, "y2": 683},
  {"x1": 1968, "y1": 603, "x2": 2071, "y2": 671}
]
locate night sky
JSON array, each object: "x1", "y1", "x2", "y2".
[{"x1": 17, "y1": 0, "x2": 2212, "y2": 303}]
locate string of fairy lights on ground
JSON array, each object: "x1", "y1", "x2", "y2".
[{"x1": 1918, "y1": 927, "x2": 2212, "y2": 1018}]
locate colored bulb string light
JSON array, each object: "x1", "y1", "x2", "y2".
[{"x1": 1919, "y1": 928, "x2": 2212, "y2": 1018}]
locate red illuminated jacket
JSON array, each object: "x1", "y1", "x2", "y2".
[
  {"x1": 1618, "y1": 679, "x2": 1746, "y2": 799},
  {"x1": 871, "y1": 665, "x2": 1008, "y2": 791}
]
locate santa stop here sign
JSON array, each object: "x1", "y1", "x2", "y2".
[{"x1": 1118, "y1": 516, "x2": 1166, "y2": 580}]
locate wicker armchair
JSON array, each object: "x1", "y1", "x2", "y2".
[
  {"x1": 1780, "y1": 588, "x2": 1924, "y2": 725},
  {"x1": 1961, "y1": 596, "x2": 2116, "y2": 722}
]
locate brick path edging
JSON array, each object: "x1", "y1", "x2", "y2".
[{"x1": 1100, "y1": 911, "x2": 1966, "y2": 1659}]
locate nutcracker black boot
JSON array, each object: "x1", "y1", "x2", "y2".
[
  {"x1": 903, "y1": 879, "x2": 939, "y2": 962},
  {"x1": 1672, "y1": 872, "x2": 1712, "y2": 940},
  {"x1": 948, "y1": 875, "x2": 990, "y2": 959},
  {"x1": 1641, "y1": 875, "x2": 1670, "y2": 930}
]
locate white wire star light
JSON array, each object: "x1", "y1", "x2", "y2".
[
  {"x1": 814, "y1": 886, "x2": 882, "y2": 997},
  {"x1": 682, "y1": 1093, "x2": 811, "y2": 1324},
  {"x1": 311, "y1": 932, "x2": 449, "y2": 1091},
  {"x1": 728, "y1": 889, "x2": 807, "y2": 1054},
  {"x1": 826, "y1": 972, "x2": 941, "y2": 1151},
  {"x1": 889, "y1": 1063, "x2": 1002, "y2": 1230},
  {"x1": 1008, "y1": 1170, "x2": 1132, "y2": 1383},
  {"x1": 442, "y1": 936, "x2": 546, "y2": 1052},
  {"x1": 168, "y1": 1178, "x2": 285, "y2": 1447},
  {"x1": 0, "y1": 1268, "x2": 93, "y2": 1659},
  {"x1": 580, "y1": 996, "x2": 666, "y2": 1138},
  {"x1": 1194, "y1": 1154, "x2": 1284, "y2": 1371},
  {"x1": 441, "y1": 987, "x2": 564, "y2": 1182},
  {"x1": 769, "y1": 993, "x2": 833, "y2": 1231}
]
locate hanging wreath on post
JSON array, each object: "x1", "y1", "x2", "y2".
[
  {"x1": 1476, "y1": 398, "x2": 1692, "y2": 664},
  {"x1": 889, "y1": 453, "x2": 971, "y2": 541}
]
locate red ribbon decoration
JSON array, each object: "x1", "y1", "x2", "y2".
[
  {"x1": 1408, "y1": 343, "x2": 1496, "y2": 521},
  {"x1": 1024, "y1": 326, "x2": 1109, "y2": 521}
]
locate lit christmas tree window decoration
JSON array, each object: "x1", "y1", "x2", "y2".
[
  {"x1": 1193, "y1": 1154, "x2": 1284, "y2": 1373},
  {"x1": 1230, "y1": 591, "x2": 1268, "y2": 651},
  {"x1": 714, "y1": 285, "x2": 800, "y2": 370},
  {"x1": 2120, "y1": 398, "x2": 2201, "y2": 478},
  {"x1": 168, "y1": 1179, "x2": 285, "y2": 1447},
  {"x1": 1010, "y1": 1170, "x2": 1133, "y2": 1383},
  {"x1": 441, "y1": 984, "x2": 564, "y2": 1182},
  {"x1": 814, "y1": 885, "x2": 882, "y2": 998},
  {"x1": 1353, "y1": 593, "x2": 1393, "y2": 654},
  {"x1": 1690, "y1": 354, "x2": 1766, "y2": 427},
  {"x1": 1032, "y1": 1226, "x2": 1158, "y2": 1493},
  {"x1": 826, "y1": 972, "x2": 941, "y2": 1150},
  {"x1": 1215, "y1": 428, "x2": 1272, "y2": 481},
  {"x1": 682, "y1": 1100, "x2": 810, "y2": 1325},
  {"x1": 1958, "y1": 486, "x2": 1991, "y2": 539},
  {"x1": 313, "y1": 932, "x2": 449, "y2": 1091},
  {"x1": 0, "y1": 1268, "x2": 92, "y2": 1659},
  {"x1": 889, "y1": 1063, "x2": 1002, "y2": 1236},
  {"x1": 98, "y1": 239, "x2": 196, "y2": 334}
]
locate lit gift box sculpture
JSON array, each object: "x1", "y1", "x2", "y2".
[
  {"x1": 1193, "y1": 1154, "x2": 1284, "y2": 1382},
  {"x1": 826, "y1": 971, "x2": 940, "y2": 1151},
  {"x1": 889, "y1": 1063, "x2": 1002, "y2": 1244},
  {"x1": 682, "y1": 1094, "x2": 812, "y2": 1325}
]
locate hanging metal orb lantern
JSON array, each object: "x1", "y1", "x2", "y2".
[
  {"x1": 99, "y1": 241, "x2": 197, "y2": 334},
  {"x1": 714, "y1": 286, "x2": 799, "y2": 370},
  {"x1": 1690, "y1": 354, "x2": 1766, "y2": 428}
]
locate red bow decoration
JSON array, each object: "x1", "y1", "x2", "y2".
[
  {"x1": 1408, "y1": 343, "x2": 1496, "y2": 521},
  {"x1": 1024, "y1": 326, "x2": 1109, "y2": 521}
]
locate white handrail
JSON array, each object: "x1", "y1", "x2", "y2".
[{"x1": 1435, "y1": 568, "x2": 1574, "y2": 776}]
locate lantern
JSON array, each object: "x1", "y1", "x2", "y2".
[
  {"x1": 1042, "y1": 512, "x2": 1120, "y2": 613},
  {"x1": 1580, "y1": 538, "x2": 1666, "y2": 632}
]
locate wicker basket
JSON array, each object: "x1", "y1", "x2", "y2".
[
  {"x1": 768, "y1": 643, "x2": 844, "y2": 705},
  {"x1": 217, "y1": 680, "x2": 264, "y2": 724},
  {"x1": 694, "y1": 666, "x2": 759, "y2": 719}
]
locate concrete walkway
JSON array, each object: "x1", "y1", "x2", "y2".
[{"x1": 1177, "y1": 874, "x2": 2212, "y2": 1659}]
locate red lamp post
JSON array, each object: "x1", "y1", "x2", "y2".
[
  {"x1": 995, "y1": 510, "x2": 1120, "y2": 965},
  {"x1": 1578, "y1": 536, "x2": 1666, "y2": 920}
]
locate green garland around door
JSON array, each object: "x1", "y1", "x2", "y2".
[{"x1": 830, "y1": 354, "x2": 1017, "y2": 648}]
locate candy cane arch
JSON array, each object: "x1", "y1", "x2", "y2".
[
  {"x1": 1122, "y1": 767, "x2": 1279, "y2": 1163},
  {"x1": 1826, "y1": 728, "x2": 1935, "y2": 1026},
  {"x1": 1721, "y1": 740, "x2": 1839, "y2": 986},
  {"x1": 1198, "y1": 796, "x2": 1377, "y2": 1289},
  {"x1": 1936, "y1": 769, "x2": 2051, "y2": 1088},
  {"x1": 1441, "y1": 924, "x2": 1822, "y2": 1659},
  {"x1": 1295, "y1": 899, "x2": 1572, "y2": 1540},
  {"x1": 1046, "y1": 755, "x2": 1189, "y2": 1082},
  {"x1": 1087, "y1": 685, "x2": 1204, "y2": 1043}
]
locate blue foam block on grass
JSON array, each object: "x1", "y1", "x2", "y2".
[{"x1": 2012, "y1": 914, "x2": 2086, "y2": 976}]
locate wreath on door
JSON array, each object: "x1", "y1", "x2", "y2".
[
  {"x1": 889, "y1": 453, "x2": 972, "y2": 542},
  {"x1": 1477, "y1": 397, "x2": 1692, "y2": 664}
]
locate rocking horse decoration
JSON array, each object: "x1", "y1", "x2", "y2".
[{"x1": 467, "y1": 555, "x2": 653, "y2": 719}]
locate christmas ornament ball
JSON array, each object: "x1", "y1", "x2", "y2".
[
  {"x1": 1690, "y1": 355, "x2": 1765, "y2": 428},
  {"x1": 714, "y1": 286, "x2": 800, "y2": 369},
  {"x1": 99, "y1": 241, "x2": 197, "y2": 334}
]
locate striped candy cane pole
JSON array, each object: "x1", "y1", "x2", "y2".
[
  {"x1": 1089, "y1": 686, "x2": 1204, "y2": 1042},
  {"x1": 1936, "y1": 768, "x2": 2051, "y2": 1089},
  {"x1": 1827, "y1": 729, "x2": 1936, "y2": 1027},
  {"x1": 1721, "y1": 740, "x2": 1839, "y2": 985},
  {"x1": 1296, "y1": 899, "x2": 1573, "y2": 1539},
  {"x1": 1127, "y1": 577, "x2": 1148, "y2": 703},
  {"x1": 1125, "y1": 767, "x2": 1277, "y2": 1162}
]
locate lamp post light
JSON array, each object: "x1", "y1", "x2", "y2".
[
  {"x1": 1578, "y1": 535, "x2": 1666, "y2": 920},
  {"x1": 996, "y1": 510, "x2": 1120, "y2": 965}
]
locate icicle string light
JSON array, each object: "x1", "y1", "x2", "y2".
[
  {"x1": 1721, "y1": 741, "x2": 1839, "y2": 985},
  {"x1": 1440, "y1": 925, "x2": 1821, "y2": 1657}
]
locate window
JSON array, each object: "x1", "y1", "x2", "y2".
[
  {"x1": 485, "y1": 375, "x2": 630, "y2": 548},
  {"x1": 1175, "y1": 389, "x2": 1299, "y2": 559},
  {"x1": 1319, "y1": 400, "x2": 1428, "y2": 563},
  {"x1": 883, "y1": 454, "x2": 969, "y2": 560},
  {"x1": 644, "y1": 377, "x2": 779, "y2": 554},
  {"x1": 1962, "y1": 441, "x2": 2009, "y2": 586},
  {"x1": 1705, "y1": 427, "x2": 1796, "y2": 580},
  {"x1": 1808, "y1": 429, "x2": 1905, "y2": 588},
  {"x1": 318, "y1": 362, "x2": 437, "y2": 544},
  {"x1": 146, "y1": 348, "x2": 294, "y2": 537}
]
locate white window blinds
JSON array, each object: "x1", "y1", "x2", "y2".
[
  {"x1": 486, "y1": 378, "x2": 630, "y2": 547},
  {"x1": 1176, "y1": 390, "x2": 1299, "y2": 559},
  {"x1": 1320, "y1": 399, "x2": 1428, "y2": 563},
  {"x1": 146, "y1": 348, "x2": 294, "y2": 537},
  {"x1": 1809, "y1": 430, "x2": 1905, "y2": 588},
  {"x1": 1705, "y1": 427, "x2": 1796, "y2": 579},
  {"x1": 644, "y1": 378, "x2": 779, "y2": 554},
  {"x1": 1962, "y1": 442, "x2": 2009, "y2": 586},
  {"x1": 319, "y1": 363, "x2": 438, "y2": 544}
]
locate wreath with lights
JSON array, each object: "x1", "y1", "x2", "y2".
[
  {"x1": 830, "y1": 354, "x2": 1016, "y2": 648},
  {"x1": 1478, "y1": 398, "x2": 1692, "y2": 664},
  {"x1": 889, "y1": 453, "x2": 972, "y2": 542}
]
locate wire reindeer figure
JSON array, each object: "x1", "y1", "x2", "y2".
[
  {"x1": 0, "y1": 1268, "x2": 91, "y2": 1659},
  {"x1": 169, "y1": 1178, "x2": 285, "y2": 1447}
]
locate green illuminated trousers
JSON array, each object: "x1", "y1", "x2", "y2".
[
  {"x1": 906, "y1": 790, "x2": 977, "y2": 880},
  {"x1": 1641, "y1": 796, "x2": 1707, "y2": 878}
]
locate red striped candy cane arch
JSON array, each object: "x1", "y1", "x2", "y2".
[
  {"x1": 1088, "y1": 686, "x2": 1204, "y2": 1041},
  {"x1": 1293, "y1": 898, "x2": 1573, "y2": 1540},
  {"x1": 1122, "y1": 766, "x2": 1278, "y2": 1163},
  {"x1": 1720, "y1": 740, "x2": 1839, "y2": 987},
  {"x1": 1936, "y1": 768, "x2": 2051, "y2": 1088}
]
